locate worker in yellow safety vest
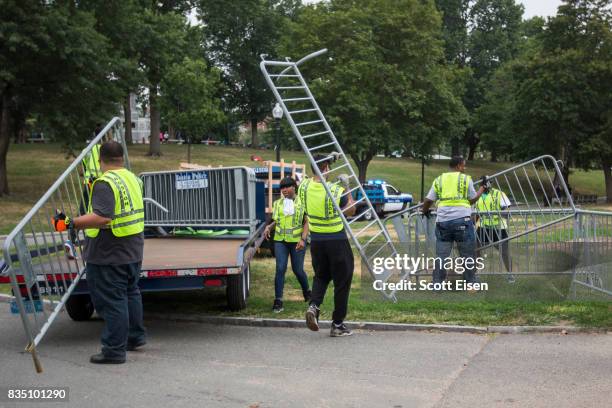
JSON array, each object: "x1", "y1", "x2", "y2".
[
  {"x1": 474, "y1": 182, "x2": 514, "y2": 282},
  {"x1": 264, "y1": 176, "x2": 311, "y2": 313},
  {"x1": 422, "y1": 156, "x2": 486, "y2": 285},
  {"x1": 79, "y1": 143, "x2": 102, "y2": 215},
  {"x1": 301, "y1": 153, "x2": 356, "y2": 337},
  {"x1": 52, "y1": 141, "x2": 145, "y2": 364}
]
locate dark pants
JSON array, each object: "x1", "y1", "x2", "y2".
[
  {"x1": 86, "y1": 262, "x2": 146, "y2": 360},
  {"x1": 434, "y1": 217, "x2": 477, "y2": 283},
  {"x1": 274, "y1": 241, "x2": 309, "y2": 300},
  {"x1": 477, "y1": 227, "x2": 511, "y2": 272},
  {"x1": 310, "y1": 239, "x2": 354, "y2": 323}
]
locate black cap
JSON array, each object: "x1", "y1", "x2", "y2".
[{"x1": 279, "y1": 176, "x2": 297, "y2": 189}]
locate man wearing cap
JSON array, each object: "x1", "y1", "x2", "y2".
[
  {"x1": 299, "y1": 154, "x2": 356, "y2": 337},
  {"x1": 264, "y1": 176, "x2": 311, "y2": 313},
  {"x1": 52, "y1": 141, "x2": 146, "y2": 364}
]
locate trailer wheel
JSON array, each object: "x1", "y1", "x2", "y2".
[
  {"x1": 227, "y1": 267, "x2": 249, "y2": 311},
  {"x1": 362, "y1": 208, "x2": 373, "y2": 221},
  {"x1": 65, "y1": 294, "x2": 95, "y2": 321}
]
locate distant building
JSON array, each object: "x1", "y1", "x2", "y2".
[{"x1": 120, "y1": 94, "x2": 150, "y2": 144}]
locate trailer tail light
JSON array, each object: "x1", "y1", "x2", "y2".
[{"x1": 204, "y1": 279, "x2": 223, "y2": 287}]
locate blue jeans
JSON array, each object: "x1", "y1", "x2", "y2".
[
  {"x1": 274, "y1": 241, "x2": 309, "y2": 300},
  {"x1": 86, "y1": 262, "x2": 146, "y2": 360},
  {"x1": 434, "y1": 217, "x2": 477, "y2": 283}
]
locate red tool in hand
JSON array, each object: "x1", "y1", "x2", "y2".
[{"x1": 51, "y1": 210, "x2": 72, "y2": 232}]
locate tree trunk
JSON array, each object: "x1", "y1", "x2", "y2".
[
  {"x1": 490, "y1": 149, "x2": 498, "y2": 162},
  {"x1": 465, "y1": 129, "x2": 479, "y2": 161},
  {"x1": 451, "y1": 137, "x2": 460, "y2": 156},
  {"x1": 250, "y1": 117, "x2": 258, "y2": 147},
  {"x1": 124, "y1": 93, "x2": 132, "y2": 144},
  {"x1": 148, "y1": 86, "x2": 161, "y2": 156},
  {"x1": 0, "y1": 92, "x2": 11, "y2": 196},
  {"x1": 354, "y1": 153, "x2": 373, "y2": 184},
  {"x1": 602, "y1": 159, "x2": 612, "y2": 204}
]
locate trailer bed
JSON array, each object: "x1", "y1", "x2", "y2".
[{"x1": 142, "y1": 237, "x2": 246, "y2": 270}]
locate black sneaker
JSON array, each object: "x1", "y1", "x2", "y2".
[
  {"x1": 272, "y1": 299, "x2": 283, "y2": 313},
  {"x1": 303, "y1": 289, "x2": 312, "y2": 303},
  {"x1": 90, "y1": 353, "x2": 125, "y2": 364},
  {"x1": 305, "y1": 304, "x2": 320, "y2": 331},
  {"x1": 127, "y1": 339, "x2": 146, "y2": 351},
  {"x1": 330, "y1": 322, "x2": 353, "y2": 337}
]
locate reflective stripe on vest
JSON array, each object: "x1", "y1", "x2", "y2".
[
  {"x1": 298, "y1": 178, "x2": 344, "y2": 233},
  {"x1": 82, "y1": 144, "x2": 102, "y2": 182},
  {"x1": 272, "y1": 197, "x2": 304, "y2": 242},
  {"x1": 85, "y1": 168, "x2": 144, "y2": 238},
  {"x1": 433, "y1": 172, "x2": 471, "y2": 208},
  {"x1": 476, "y1": 189, "x2": 507, "y2": 228}
]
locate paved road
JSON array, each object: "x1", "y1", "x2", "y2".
[{"x1": 0, "y1": 307, "x2": 610, "y2": 408}]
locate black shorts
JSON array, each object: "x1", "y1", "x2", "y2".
[{"x1": 477, "y1": 227, "x2": 508, "y2": 245}]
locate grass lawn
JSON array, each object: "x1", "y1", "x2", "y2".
[
  {"x1": 0, "y1": 143, "x2": 608, "y2": 234},
  {"x1": 142, "y1": 249, "x2": 612, "y2": 328},
  {"x1": 2, "y1": 143, "x2": 610, "y2": 328}
]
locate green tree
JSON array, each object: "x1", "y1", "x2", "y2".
[
  {"x1": 136, "y1": 8, "x2": 193, "y2": 156},
  {"x1": 510, "y1": 0, "x2": 612, "y2": 199},
  {"x1": 0, "y1": 1, "x2": 120, "y2": 196},
  {"x1": 435, "y1": 0, "x2": 470, "y2": 65},
  {"x1": 475, "y1": 16, "x2": 544, "y2": 162},
  {"x1": 463, "y1": 0, "x2": 524, "y2": 159},
  {"x1": 282, "y1": 0, "x2": 467, "y2": 182},
  {"x1": 197, "y1": 0, "x2": 300, "y2": 147},
  {"x1": 79, "y1": 0, "x2": 146, "y2": 144},
  {"x1": 160, "y1": 57, "x2": 225, "y2": 141}
]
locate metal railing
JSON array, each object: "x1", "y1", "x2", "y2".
[
  {"x1": 383, "y1": 155, "x2": 611, "y2": 298},
  {"x1": 141, "y1": 167, "x2": 259, "y2": 232},
  {"x1": 2, "y1": 117, "x2": 127, "y2": 372}
]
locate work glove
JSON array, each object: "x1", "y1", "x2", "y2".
[
  {"x1": 422, "y1": 208, "x2": 432, "y2": 219},
  {"x1": 52, "y1": 210, "x2": 73, "y2": 232},
  {"x1": 329, "y1": 151, "x2": 342, "y2": 163},
  {"x1": 336, "y1": 173, "x2": 350, "y2": 189},
  {"x1": 480, "y1": 175, "x2": 492, "y2": 190}
]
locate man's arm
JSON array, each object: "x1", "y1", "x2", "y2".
[
  {"x1": 422, "y1": 198, "x2": 434, "y2": 214},
  {"x1": 72, "y1": 213, "x2": 112, "y2": 230},
  {"x1": 302, "y1": 215, "x2": 309, "y2": 238},
  {"x1": 341, "y1": 190, "x2": 356, "y2": 217},
  {"x1": 74, "y1": 181, "x2": 113, "y2": 229},
  {"x1": 468, "y1": 179, "x2": 486, "y2": 205}
]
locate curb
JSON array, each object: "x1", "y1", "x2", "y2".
[
  {"x1": 144, "y1": 312, "x2": 609, "y2": 335},
  {"x1": 1, "y1": 295, "x2": 608, "y2": 334}
]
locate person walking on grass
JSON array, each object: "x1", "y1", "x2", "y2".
[
  {"x1": 264, "y1": 176, "x2": 311, "y2": 313},
  {"x1": 299, "y1": 154, "x2": 356, "y2": 337}
]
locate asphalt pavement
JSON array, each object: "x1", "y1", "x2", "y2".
[{"x1": 0, "y1": 306, "x2": 610, "y2": 408}]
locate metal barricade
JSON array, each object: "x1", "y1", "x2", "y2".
[
  {"x1": 141, "y1": 167, "x2": 259, "y2": 232},
  {"x1": 570, "y1": 210, "x2": 612, "y2": 298},
  {"x1": 2, "y1": 117, "x2": 128, "y2": 372},
  {"x1": 384, "y1": 155, "x2": 612, "y2": 299}
]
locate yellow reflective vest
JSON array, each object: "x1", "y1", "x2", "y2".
[
  {"x1": 298, "y1": 178, "x2": 344, "y2": 233},
  {"x1": 272, "y1": 197, "x2": 305, "y2": 242},
  {"x1": 82, "y1": 144, "x2": 102, "y2": 182},
  {"x1": 476, "y1": 188, "x2": 508, "y2": 229},
  {"x1": 85, "y1": 168, "x2": 144, "y2": 238},
  {"x1": 433, "y1": 172, "x2": 471, "y2": 208}
]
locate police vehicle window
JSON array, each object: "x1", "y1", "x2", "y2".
[{"x1": 387, "y1": 185, "x2": 400, "y2": 195}]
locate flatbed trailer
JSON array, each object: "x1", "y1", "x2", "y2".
[{"x1": 61, "y1": 226, "x2": 265, "y2": 320}]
